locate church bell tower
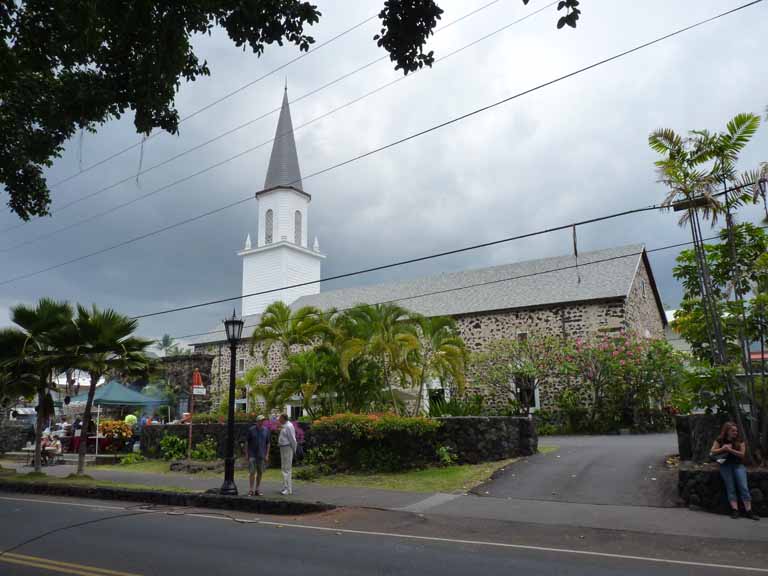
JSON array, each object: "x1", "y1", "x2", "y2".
[{"x1": 239, "y1": 87, "x2": 325, "y2": 316}]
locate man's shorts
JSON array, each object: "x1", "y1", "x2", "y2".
[{"x1": 249, "y1": 457, "x2": 266, "y2": 475}]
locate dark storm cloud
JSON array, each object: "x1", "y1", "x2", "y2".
[{"x1": 0, "y1": 0, "x2": 766, "y2": 347}]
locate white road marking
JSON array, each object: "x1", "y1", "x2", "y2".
[
  {"x1": 255, "y1": 521, "x2": 768, "y2": 573},
  {"x1": 0, "y1": 495, "x2": 127, "y2": 511},
  {"x1": 3, "y1": 495, "x2": 766, "y2": 573}
]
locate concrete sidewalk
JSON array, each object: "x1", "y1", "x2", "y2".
[{"x1": 5, "y1": 461, "x2": 767, "y2": 543}]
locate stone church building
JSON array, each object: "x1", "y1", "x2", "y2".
[{"x1": 192, "y1": 89, "x2": 667, "y2": 413}]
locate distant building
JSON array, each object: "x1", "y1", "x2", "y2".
[
  {"x1": 192, "y1": 89, "x2": 667, "y2": 413},
  {"x1": 664, "y1": 310, "x2": 692, "y2": 353}
]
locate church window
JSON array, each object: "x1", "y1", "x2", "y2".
[
  {"x1": 265, "y1": 209, "x2": 274, "y2": 244},
  {"x1": 294, "y1": 210, "x2": 302, "y2": 245}
]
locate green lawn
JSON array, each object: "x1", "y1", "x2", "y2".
[
  {"x1": 85, "y1": 457, "x2": 518, "y2": 493},
  {"x1": 313, "y1": 459, "x2": 518, "y2": 493}
]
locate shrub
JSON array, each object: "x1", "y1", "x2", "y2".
[
  {"x1": 190, "y1": 437, "x2": 218, "y2": 461},
  {"x1": 429, "y1": 395, "x2": 484, "y2": 417},
  {"x1": 311, "y1": 413, "x2": 442, "y2": 472},
  {"x1": 160, "y1": 434, "x2": 186, "y2": 461},
  {"x1": 99, "y1": 420, "x2": 134, "y2": 453},
  {"x1": 294, "y1": 463, "x2": 332, "y2": 481},
  {"x1": 119, "y1": 453, "x2": 145, "y2": 466},
  {"x1": 436, "y1": 445, "x2": 457, "y2": 466}
]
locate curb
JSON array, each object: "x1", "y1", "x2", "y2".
[{"x1": 0, "y1": 480, "x2": 335, "y2": 516}]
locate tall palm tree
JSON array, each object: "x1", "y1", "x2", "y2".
[
  {"x1": 649, "y1": 113, "x2": 761, "y2": 226},
  {"x1": 650, "y1": 112, "x2": 763, "y2": 461},
  {"x1": 408, "y1": 316, "x2": 468, "y2": 416},
  {"x1": 0, "y1": 299, "x2": 74, "y2": 472},
  {"x1": 249, "y1": 301, "x2": 326, "y2": 363},
  {"x1": 71, "y1": 305, "x2": 152, "y2": 475},
  {"x1": 158, "y1": 334, "x2": 175, "y2": 356},
  {"x1": 339, "y1": 303, "x2": 419, "y2": 415}
]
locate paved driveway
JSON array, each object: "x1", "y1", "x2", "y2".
[{"x1": 477, "y1": 433, "x2": 679, "y2": 507}]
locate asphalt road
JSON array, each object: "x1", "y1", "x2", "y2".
[
  {"x1": 481, "y1": 434, "x2": 679, "y2": 506},
  {"x1": 2, "y1": 495, "x2": 764, "y2": 576}
]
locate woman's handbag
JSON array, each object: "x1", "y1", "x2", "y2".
[{"x1": 709, "y1": 452, "x2": 727, "y2": 465}]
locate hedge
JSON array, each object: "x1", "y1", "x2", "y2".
[{"x1": 308, "y1": 413, "x2": 442, "y2": 472}]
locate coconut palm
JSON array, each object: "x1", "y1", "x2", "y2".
[
  {"x1": 71, "y1": 305, "x2": 152, "y2": 474},
  {"x1": 408, "y1": 316, "x2": 468, "y2": 416},
  {"x1": 339, "y1": 303, "x2": 419, "y2": 415},
  {"x1": 0, "y1": 299, "x2": 74, "y2": 472},
  {"x1": 249, "y1": 301, "x2": 326, "y2": 362}
]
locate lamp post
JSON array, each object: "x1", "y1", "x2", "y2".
[{"x1": 220, "y1": 309, "x2": 244, "y2": 496}]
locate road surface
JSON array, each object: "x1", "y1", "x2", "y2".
[
  {"x1": 482, "y1": 433, "x2": 678, "y2": 506},
  {"x1": 1, "y1": 495, "x2": 766, "y2": 575}
]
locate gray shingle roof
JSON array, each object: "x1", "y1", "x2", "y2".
[
  {"x1": 189, "y1": 245, "x2": 650, "y2": 346},
  {"x1": 264, "y1": 88, "x2": 303, "y2": 191},
  {"x1": 288, "y1": 244, "x2": 646, "y2": 318}
]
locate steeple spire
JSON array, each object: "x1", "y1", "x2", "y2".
[{"x1": 264, "y1": 88, "x2": 303, "y2": 191}]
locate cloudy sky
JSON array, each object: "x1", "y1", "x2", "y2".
[{"x1": 0, "y1": 0, "x2": 766, "y2": 349}]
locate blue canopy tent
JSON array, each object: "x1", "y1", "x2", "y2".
[
  {"x1": 69, "y1": 380, "x2": 165, "y2": 407},
  {"x1": 69, "y1": 381, "x2": 165, "y2": 455}
]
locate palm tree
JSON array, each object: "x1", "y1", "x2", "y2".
[
  {"x1": 71, "y1": 305, "x2": 152, "y2": 475},
  {"x1": 649, "y1": 113, "x2": 761, "y2": 226},
  {"x1": 408, "y1": 316, "x2": 467, "y2": 416},
  {"x1": 158, "y1": 334, "x2": 175, "y2": 356},
  {"x1": 235, "y1": 365, "x2": 269, "y2": 412},
  {"x1": 271, "y1": 350, "x2": 340, "y2": 418},
  {"x1": 0, "y1": 299, "x2": 74, "y2": 472},
  {"x1": 339, "y1": 303, "x2": 419, "y2": 415},
  {"x1": 249, "y1": 301, "x2": 327, "y2": 363},
  {"x1": 650, "y1": 112, "x2": 763, "y2": 461}
]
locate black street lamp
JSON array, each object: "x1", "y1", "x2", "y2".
[{"x1": 220, "y1": 309, "x2": 244, "y2": 496}]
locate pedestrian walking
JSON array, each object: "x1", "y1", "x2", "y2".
[
  {"x1": 246, "y1": 415, "x2": 270, "y2": 496},
  {"x1": 710, "y1": 421, "x2": 760, "y2": 520},
  {"x1": 278, "y1": 414, "x2": 297, "y2": 495}
]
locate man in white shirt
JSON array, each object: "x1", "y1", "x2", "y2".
[{"x1": 277, "y1": 414, "x2": 297, "y2": 495}]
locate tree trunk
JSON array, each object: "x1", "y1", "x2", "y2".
[
  {"x1": 413, "y1": 371, "x2": 427, "y2": 417},
  {"x1": 33, "y1": 386, "x2": 46, "y2": 473},
  {"x1": 382, "y1": 360, "x2": 399, "y2": 416},
  {"x1": 77, "y1": 372, "x2": 100, "y2": 475}
]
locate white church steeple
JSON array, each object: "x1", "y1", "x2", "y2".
[{"x1": 238, "y1": 87, "x2": 325, "y2": 317}]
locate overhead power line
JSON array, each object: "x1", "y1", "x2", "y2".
[
  {"x1": 0, "y1": 1, "x2": 760, "y2": 287},
  {"x1": 170, "y1": 226, "x2": 768, "y2": 342},
  {"x1": 47, "y1": 12, "x2": 380, "y2": 191},
  {"x1": 0, "y1": 0, "x2": 538, "y2": 245},
  {"x1": 129, "y1": 181, "x2": 755, "y2": 321}
]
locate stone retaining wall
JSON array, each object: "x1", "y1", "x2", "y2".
[
  {"x1": 141, "y1": 417, "x2": 537, "y2": 465},
  {"x1": 679, "y1": 463, "x2": 767, "y2": 516},
  {"x1": 434, "y1": 416, "x2": 537, "y2": 464},
  {"x1": 0, "y1": 423, "x2": 34, "y2": 454}
]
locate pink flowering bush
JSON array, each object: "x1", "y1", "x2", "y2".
[{"x1": 560, "y1": 333, "x2": 686, "y2": 432}]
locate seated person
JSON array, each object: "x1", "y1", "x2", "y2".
[
  {"x1": 40, "y1": 434, "x2": 51, "y2": 465},
  {"x1": 47, "y1": 436, "x2": 62, "y2": 464}
]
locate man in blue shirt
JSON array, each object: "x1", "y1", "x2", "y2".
[{"x1": 246, "y1": 415, "x2": 271, "y2": 496}]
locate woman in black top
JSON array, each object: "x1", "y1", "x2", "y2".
[{"x1": 711, "y1": 422, "x2": 759, "y2": 520}]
